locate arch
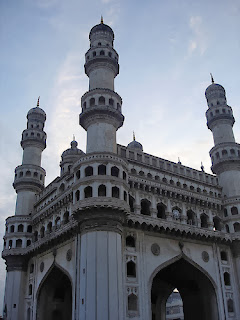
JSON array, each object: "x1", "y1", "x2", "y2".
[
  {"x1": 111, "y1": 166, "x2": 119, "y2": 177},
  {"x1": 85, "y1": 166, "x2": 93, "y2": 177},
  {"x1": 213, "y1": 216, "x2": 222, "y2": 231},
  {"x1": 231, "y1": 206, "x2": 238, "y2": 215},
  {"x1": 141, "y1": 199, "x2": 151, "y2": 215},
  {"x1": 128, "y1": 293, "x2": 138, "y2": 311},
  {"x1": 224, "y1": 272, "x2": 231, "y2": 286},
  {"x1": 126, "y1": 235, "x2": 135, "y2": 248},
  {"x1": 36, "y1": 264, "x2": 72, "y2": 320},
  {"x1": 150, "y1": 255, "x2": 218, "y2": 320},
  {"x1": 10, "y1": 225, "x2": 15, "y2": 233},
  {"x1": 157, "y1": 203, "x2": 166, "y2": 219},
  {"x1": 131, "y1": 168, "x2": 136, "y2": 174},
  {"x1": 172, "y1": 207, "x2": 181, "y2": 220},
  {"x1": 47, "y1": 221, "x2": 52, "y2": 233},
  {"x1": 127, "y1": 261, "x2": 136, "y2": 277},
  {"x1": 187, "y1": 210, "x2": 196, "y2": 225},
  {"x1": 75, "y1": 190, "x2": 80, "y2": 201},
  {"x1": 98, "y1": 184, "x2": 106, "y2": 197},
  {"x1": 16, "y1": 239, "x2": 22, "y2": 248},
  {"x1": 100, "y1": 50, "x2": 105, "y2": 55},
  {"x1": 27, "y1": 225, "x2": 32, "y2": 233},
  {"x1": 200, "y1": 213, "x2": 208, "y2": 228},
  {"x1": 63, "y1": 211, "x2": 69, "y2": 224},
  {"x1": 18, "y1": 224, "x2": 24, "y2": 232},
  {"x1": 84, "y1": 186, "x2": 92, "y2": 198},
  {"x1": 40, "y1": 226, "x2": 45, "y2": 238},
  {"x1": 234, "y1": 222, "x2": 240, "y2": 232},
  {"x1": 98, "y1": 164, "x2": 106, "y2": 175},
  {"x1": 112, "y1": 186, "x2": 119, "y2": 198},
  {"x1": 109, "y1": 98, "x2": 114, "y2": 106},
  {"x1": 76, "y1": 170, "x2": 81, "y2": 179},
  {"x1": 90, "y1": 97, "x2": 95, "y2": 106},
  {"x1": 129, "y1": 195, "x2": 135, "y2": 213},
  {"x1": 98, "y1": 96, "x2": 105, "y2": 105}
]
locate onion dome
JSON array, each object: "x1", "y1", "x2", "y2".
[
  {"x1": 89, "y1": 17, "x2": 114, "y2": 40},
  {"x1": 205, "y1": 74, "x2": 226, "y2": 104},
  {"x1": 127, "y1": 132, "x2": 143, "y2": 152},
  {"x1": 27, "y1": 97, "x2": 46, "y2": 120},
  {"x1": 61, "y1": 139, "x2": 85, "y2": 159}
]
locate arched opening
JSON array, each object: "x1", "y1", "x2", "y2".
[
  {"x1": 200, "y1": 213, "x2": 208, "y2": 228},
  {"x1": 16, "y1": 239, "x2": 22, "y2": 248},
  {"x1": 84, "y1": 186, "x2": 92, "y2": 198},
  {"x1": 27, "y1": 225, "x2": 32, "y2": 233},
  {"x1": 231, "y1": 206, "x2": 238, "y2": 215},
  {"x1": 40, "y1": 226, "x2": 45, "y2": 238},
  {"x1": 224, "y1": 272, "x2": 231, "y2": 286},
  {"x1": 128, "y1": 293, "x2": 138, "y2": 312},
  {"x1": 90, "y1": 97, "x2": 95, "y2": 106},
  {"x1": 220, "y1": 251, "x2": 228, "y2": 261},
  {"x1": 172, "y1": 207, "x2": 181, "y2": 220},
  {"x1": 98, "y1": 184, "x2": 106, "y2": 197},
  {"x1": 98, "y1": 164, "x2": 106, "y2": 175},
  {"x1": 27, "y1": 240, "x2": 31, "y2": 246},
  {"x1": 37, "y1": 266, "x2": 72, "y2": 320},
  {"x1": 165, "y1": 290, "x2": 184, "y2": 320},
  {"x1": 126, "y1": 235, "x2": 135, "y2": 248},
  {"x1": 63, "y1": 212, "x2": 69, "y2": 224},
  {"x1": 59, "y1": 183, "x2": 65, "y2": 192},
  {"x1": 111, "y1": 166, "x2": 119, "y2": 177},
  {"x1": 85, "y1": 166, "x2": 93, "y2": 177},
  {"x1": 112, "y1": 186, "x2": 119, "y2": 198},
  {"x1": 10, "y1": 225, "x2": 15, "y2": 233},
  {"x1": 18, "y1": 224, "x2": 24, "y2": 232},
  {"x1": 129, "y1": 195, "x2": 135, "y2": 213},
  {"x1": 151, "y1": 258, "x2": 218, "y2": 320},
  {"x1": 99, "y1": 96, "x2": 105, "y2": 105},
  {"x1": 234, "y1": 222, "x2": 240, "y2": 232},
  {"x1": 157, "y1": 203, "x2": 166, "y2": 219},
  {"x1": 127, "y1": 261, "x2": 136, "y2": 277},
  {"x1": 76, "y1": 170, "x2": 81, "y2": 179},
  {"x1": 187, "y1": 210, "x2": 196, "y2": 225},
  {"x1": 213, "y1": 216, "x2": 222, "y2": 231},
  {"x1": 47, "y1": 222, "x2": 52, "y2": 233},
  {"x1": 75, "y1": 190, "x2": 80, "y2": 201},
  {"x1": 141, "y1": 199, "x2": 151, "y2": 215}
]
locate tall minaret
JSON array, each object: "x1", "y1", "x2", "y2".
[
  {"x1": 80, "y1": 18, "x2": 124, "y2": 153},
  {"x1": 2, "y1": 99, "x2": 46, "y2": 320},
  {"x1": 205, "y1": 77, "x2": 240, "y2": 233}
]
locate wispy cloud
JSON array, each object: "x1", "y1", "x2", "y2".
[{"x1": 187, "y1": 16, "x2": 207, "y2": 56}]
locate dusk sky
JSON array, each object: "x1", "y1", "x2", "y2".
[{"x1": 0, "y1": 0, "x2": 240, "y2": 314}]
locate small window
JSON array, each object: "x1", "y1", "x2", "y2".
[
  {"x1": 98, "y1": 164, "x2": 106, "y2": 175},
  {"x1": 16, "y1": 239, "x2": 22, "y2": 248},
  {"x1": 112, "y1": 186, "x2": 119, "y2": 198},
  {"x1": 127, "y1": 261, "x2": 136, "y2": 277},
  {"x1": 18, "y1": 224, "x2": 24, "y2": 232},
  {"x1": 234, "y1": 222, "x2": 240, "y2": 232},
  {"x1": 98, "y1": 184, "x2": 106, "y2": 197},
  {"x1": 220, "y1": 251, "x2": 228, "y2": 261},
  {"x1": 128, "y1": 294, "x2": 138, "y2": 311},
  {"x1": 85, "y1": 166, "x2": 93, "y2": 177},
  {"x1": 90, "y1": 97, "x2": 95, "y2": 106},
  {"x1": 76, "y1": 170, "x2": 81, "y2": 179},
  {"x1": 47, "y1": 222, "x2": 52, "y2": 233},
  {"x1": 129, "y1": 195, "x2": 135, "y2": 213},
  {"x1": 108, "y1": 52, "x2": 112, "y2": 57},
  {"x1": 10, "y1": 225, "x2": 15, "y2": 233},
  {"x1": 123, "y1": 171, "x2": 127, "y2": 180},
  {"x1": 224, "y1": 272, "x2": 231, "y2": 286},
  {"x1": 227, "y1": 299, "x2": 234, "y2": 313},
  {"x1": 98, "y1": 42, "x2": 102, "y2": 46},
  {"x1": 99, "y1": 96, "x2": 105, "y2": 105},
  {"x1": 231, "y1": 206, "x2": 238, "y2": 215},
  {"x1": 157, "y1": 203, "x2": 166, "y2": 219},
  {"x1": 26, "y1": 240, "x2": 31, "y2": 246},
  {"x1": 84, "y1": 186, "x2": 92, "y2": 198},
  {"x1": 111, "y1": 166, "x2": 119, "y2": 177},
  {"x1": 141, "y1": 199, "x2": 151, "y2": 215},
  {"x1": 93, "y1": 51, "x2": 96, "y2": 57},
  {"x1": 63, "y1": 211, "x2": 69, "y2": 224},
  {"x1": 29, "y1": 284, "x2": 32, "y2": 295},
  {"x1": 131, "y1": 168, "x2": 136, "y2": 174},
  {"x1": 75, "y1": 190, "x2": 80, "y2": 201},
  {"x1": 109, "y1": 98, "x2": 114, "y2": 106},
  {"x1": 126, "y1": 236, "x2": 135, "y2": 248},
  {"x1": 100, "y1": 50, "x2": 105, "y2": 56},
  {"x1": 40, "y1": 226, "x2": 45, "y2": 238}
]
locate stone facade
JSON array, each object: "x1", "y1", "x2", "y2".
[{"x1": 2, "y1": 21, "x2": 240, "y2": 320}]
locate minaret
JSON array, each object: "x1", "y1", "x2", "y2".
[
  {"x1": 2, "y1": 99, "x2": 47, "y2": 320},
  {"x1": 74, "y1": 20, "x2": 128, "y2": 320},
  {"x1": 205, "y1": 77, "x2": 240, "y2": 233},
  {"x1": 13, "y1": 98, "x2": 47, "y2": 215},
  {"x1": 79, "y1": 18, "x2": 124, "y2": 153}
]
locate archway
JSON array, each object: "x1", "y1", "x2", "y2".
[
  {"x1": 36, "y1": 266, "x2": 72, "y2": 320},
  {"x1": 151, "y1": 258, "x2": 218, "y2": 320}
]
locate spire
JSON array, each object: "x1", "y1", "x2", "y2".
[
  {"x1": 101, "y1": 16, "x2": 103, "y2": 24},
  {"x1": 73, "y1": 134, "x2": 75, "y2": 141},
  {"x1": 37, "y1": 96, "x2": 40, "y2": 107},
  {"x1": 133, "y1": 131, "x2": 135, "y2": 141},
  {"x1": 201, "y1": 162, "x2": 205, "y2": 172},
  {"x1": 210, "y1": 73, "x2": 214, "y2": 84}
]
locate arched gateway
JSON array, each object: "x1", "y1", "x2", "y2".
[
  {"x1": 151, "y1": 257, "x2": 219, "y2": 320},
  {"x1": 36, "y1": 266, "x2": 72, "y2": 320}
]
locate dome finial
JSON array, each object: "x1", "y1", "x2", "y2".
[
  {"x1": 133, "y1": 131, "x2": 135, "y2": 141},
  {"x1": 101, "y1": 16, "x2": 104, "y2": 24},
  {"x1": 210, "y1": 73, "x2": 214, "y2": 84},
  {"x1": 178, "y1": 157, "x2": 182, "y2": 165},
  {"x1": 73, "y1": 134, "x2": 75, "y2": 141},
  {"x1": 37, "y1": 96, "x2": 40, "y2": 107}
]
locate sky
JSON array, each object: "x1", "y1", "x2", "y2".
[{"x1": 0, "y1": 0, "x2": 240, "y2": 314}]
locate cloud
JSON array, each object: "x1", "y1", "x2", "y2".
[{"x1": 187, "y1": 16, "x2": 207, "y2": 56}]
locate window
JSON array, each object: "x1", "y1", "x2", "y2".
[
  {"x1": 98, "y1": 184, "x2": 106, "y2": 197},
  {"x1": 227, "y1": 299, "x2": 234, "y2": 313},
  {"x1": 141, "y1": 199, "x2": 151, "y2": 215},
  {"x1": 40, "y1": 226, "x2": 45, "y2": 238},
  {"x1": 224, "y1": 208, "x2": 228, "y2": 217},
  {"x1": 139, "y1": 171, "x2": 144, "y2": 176},
  {"x1": 224, "y1": 272, "x2": 231, "y2": 286},
  {"x1": 131, "y1": 168, "x2": 136, "y2": 174},
  {"x1": 76, "y1": 170, "x2": 81, "y2": 179},
  {"x1": 98, "y1": 164, "x2": 106, "y2": 175},
  {"x1": 124, "y1": 191, "x2": 127, "y2": 201},
  {"x1": 234, "y1": 222, "x2": 240, "y2": 232},
  {"x1": 213, "y1": 216, "x2": 222, "y2": 231},
  {"x1": 93, "y1": 51, "x2": 96, "y2": 57},
  {"x1": 157, "y1": 203, "x2": 166, "y2": 219},
  {"x1": 147, "y1": 173, "x2": 152, "y2": 178},
  {"x1": 75, "y1": 190, "x2": 80, "y2": 201},
  {"x1": 109, "y1": 98, "x2": 114, "y2": 106},
  {"x1": 85, "y1": 166, "x2": 93, "y2": 177},
  {"x1": 126, "y1": 236, "x2": 135, "y2": 248},
  {"x1": 231, "y1": 206, "x2": 238, "y2": 215},
  {"x1": 10, "y1": 225, "x2": 14, "y2": 233},
  {"x1": 128, "y1": 294, "x2": 137, "y2": 311},
  {"x1": 27, "y1": 225, "x2": 32, "y2": 233},
  {"x1": 187, "y1": 210, "x2": 195, "y2": 225},
  {"x1": 18, "y1": 224, "x2": 24, "y2": 232},
  {"x1": 129, "y1": 195, "x2": 135, "y2": 213},
  {"x1": 84, "y1": 186, "x2": 93, "y2": 198},
  {"x1": 47, "y1": 222, "x2": 52, "y2": 233},
  {"x1": 172, "y1": 207, "x2": 181, "y2": 220},
  {"x1": 16, "y1": 239, "x2": 22, "y2": 248},
  {"x1": 127, "y1": 261, "x2": 136, "y2": 277},
  {"x1": 27, "y1": 240, "x2": 31, "y2": 246},
  {"x1": 99, "y1": 96, "x2": 105, "y2": 105},
  {"x1": 111, "y1": 166, "x2": 119, "y2": 177},
  {"x1": 8, "y1": 240, "x2": 12, "y2": 249},
  {"x1": 112, "y1": 186, "x2": 119, "y2": 198},
  {"x1": 63, "y1": 211, "x2": 69, "y2": 224},
  {"x1": 220, "y1": 251, "x2": 228, "y2": 261},
  {"x1": 90, "y1": 97, "x2": 95, "y2": 106},
  {"x1": 34, "y1": 231, "x2": 38, "y2": 242},
  {"x1": 200, "y1": 214, "x2": 208, "y2": 228}
]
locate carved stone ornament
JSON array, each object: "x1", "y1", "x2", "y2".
[
  {"x1": 151, "y1": 243, "x2": 160, "y2": 256},
  {"x1": 66, "y1": 249, "x2": 72, "y2": 262},
  {"x1": 40, "y1": 262, "x2": 44, "y2": 272},
  {"x1": 202, "y1": 251, "x2": 209, "y2": 262}
]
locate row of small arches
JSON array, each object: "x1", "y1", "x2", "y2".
[
  {"x1": 6, "y1": 224, "x2": 32, "y2": 233},
  {"x1": 211, "y1": 148, "x2": 240, "y2": 161},
  {"x1": 224, "y1": 206, "x2": 239, "y2": 217},
  {"x1": 22, "y1": 131, "x2": 45, "y2": 140},
  {"x1": 33, "y1": 212, "x2": 70, "y2": 242},
  {"x1": 15, "y1": 170, "x2": 43, "y2": 180},
  {"x1": 76, "y1": 165, "x2": 126, "y2": 180},
  {"x1": 130, "y1": 170, "x2": 219, "y2": 196},
  {"x1": 82, "y1": 96, "x2": 121, "y2": 111},
  {"x1": 5, "y1": 238, "x2": 31, "y2": 249},
  {"x1": 75, "y1": 185, "x2": 128, "y2": 201},
  {"x1": 86, "y1": 49, "x2": 118, "y2": 61},
  {"x1": 27, "y1": 122, "x2": 43, "y2": 129},
  {"x1": 208, "y1": 107, "x2": 231, "y2": 116},
  {"x1": 129, "y1": 181, "x2": 222, "y2": 209}
]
